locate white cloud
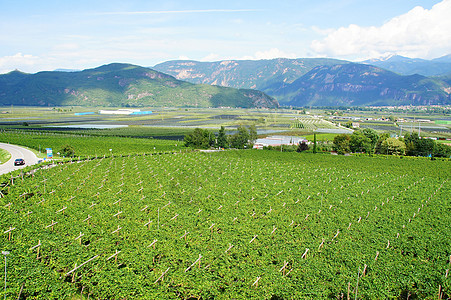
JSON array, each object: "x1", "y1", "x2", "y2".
[
  {"x1": 0, "y1": 53, "x2": 40, "y2": 74},
  {"x1": 310, "y1": 0, "x2": 451, "y2": 60},
  {"x1": 177, "y1": 55, "x2": 190, "y2": 61},
  {"x1": 241, "y1": 48, "x2": 297, "y2": 60},
  {"x1": 201, "y1": 53, "x2": 221, "y2": 62}
]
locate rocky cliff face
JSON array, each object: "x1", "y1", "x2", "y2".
[{"x1": 153, "y1": 58, "x2": 347, "y2": 91}]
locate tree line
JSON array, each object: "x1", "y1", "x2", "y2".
[
  {"x1": 333, "y1": 129, "x2": 450, "y2": 158},
  {"x1": 184, "y1": 125, "x2": 257, "y2": 149}
]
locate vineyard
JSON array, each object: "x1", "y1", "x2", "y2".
[
  {"x1": 291, "y1": 118, "x2": 338, "y2": 130},
  {"x1": 0, "y1": 130, "x2": 183, "y2": 157},
  {"x1": 0, "y1": 151, "x2": 450, "y2": 299}
]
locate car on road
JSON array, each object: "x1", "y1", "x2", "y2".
[{"x1": 14, "y1": 158, "x2": 25, "y2": 166}]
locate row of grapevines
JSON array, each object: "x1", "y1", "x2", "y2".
[{"x1": 0, "y1": 151, "x2": 449, "y2": 299}]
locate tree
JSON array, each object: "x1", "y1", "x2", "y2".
[
  {"x1": 404, "y1": 132, "x2": 419, "y2": 156},
  {"x1": 344, "y1": 121, "x2": 353, "y2": 128},
  {"x1": 380, "y1": 138, "x2": 406, "y2": 155},
  {"x1": 375, "y1": 133, "x2": 390, "y2": 154},
  {"x1": 404, "y1": 132, "x2": 435, "y2": 157},
  {"x1": 313, "y1": 133, "x2": 317, "y2": 153},
  {"x1": 333, "y1": 134, "x2": 351, "y2": 155},
  {"x1": 349, "y1": 131, "x2": 372, "y2": 153},
  {"x1": 248, "y1": 125, "x2": 258, "y2": 144},
  {"x1": 216, "y1": 126, "x2": 228, "y2": 149},
  {"x1": 59, "y1": 144, "x2": 75, "y2": 157},
  {"x1": 229, "y1": 125, "x2": 250, "y2": 149},
  {"x1": 433, "y1": 143, "x2": 451, "y2": 158},
  {"x1": 362, "y1": 128, "x2": 379, "y2": 153},
  {"x1": 296, "y1": 141, "x2": 309, "y2": 152},
  {"x1": 184, "y1": 128, "x2": 215, "y2": 149},
  {"x1": 416, "y1": 138, "x2": 435, "y2": 157}
]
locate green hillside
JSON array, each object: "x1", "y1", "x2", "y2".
[{"x1": 0, "y1": 63, "x2": 278, "y2": 108}]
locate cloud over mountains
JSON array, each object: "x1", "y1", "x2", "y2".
[{"x1": 311, "y1": 0, "x2": 451, "y2": 60}]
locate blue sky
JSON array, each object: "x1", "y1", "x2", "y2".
[{"x1": 1, "y1": 0, "x2": 449, "y2": 73}]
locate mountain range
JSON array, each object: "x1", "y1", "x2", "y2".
[
  {"x1": 362, "y1": 54, "x2": 451, "y2": 77},
  {"x1": 154, "y1": 58, "x2": 451, "y2": 106},
  {"x1": 270, "y1": 64, "x2": 450, "y2": 106},
  {"x1": 0, "y1": 56, "x2": 450, "y2": 108},
  {"x1": 0, "y1": 63, "x2": 278, "y2": 108},
  {"x1": 153, "y1": 58, "x2": 348, "y2": 92}
]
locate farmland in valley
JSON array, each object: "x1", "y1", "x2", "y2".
[{"x1": 1, "y1": 150, "x2": 449, "y2": 299}]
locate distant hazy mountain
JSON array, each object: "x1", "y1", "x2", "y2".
[
  {"x1": 362, "y1": 54, "x2": 451, "y2": 76},
  {"x1": 438, "y1": 72, "x2": 451, "y2": 86},
  {"x1": 153, "y1": 58, "x2": 348, "y2": 92},
  {"x1": 432, "y1": 54, "x2": 451, "y2": 63},
  {"x1": 0, "y1": 63, "x2": 278, "y2": 108},
  {"x1": 271, "y1": 63, "x2": 450, "y2": 107}
]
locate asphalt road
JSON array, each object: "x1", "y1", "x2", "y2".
[{"x1": 0, "y1": 142, "x2": 40, "y2": 175}]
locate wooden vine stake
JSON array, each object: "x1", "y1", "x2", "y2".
[
  {"x1": 30, "y1": 240, "x2": 41, "y2": 259},
  {"x1": 83, "y1": 215, "x2": 92, "y2": 225},
  {"x1": 347, "y1": 282, "x2": 351, "y2": 300},
  {"x1": 74, "y1": 232, "x2": 84, "y2": 245},
  {"x1": 148, "y1": 239, "x2": 157, "y2": 249},
  {"x1": 111, "y1": 225, "x2": 122, "y2": 235},
  {"x1": 56, "y1": 206, "x2": 67, "y2": 215},
  {"x1": 271, "y1": 226, "x2": 277, "y2": 235},
  {"x1": 144, "y1": 219, "x2": 152, "y2": 230},
  {"x1": 185, "y1": 254, "x2": 202, "y2": 272},
  {"x1": 71, "y1": 263, "x2": 77, "y2": 282},
  {"x1": 65, "y1": 254, "x2": 99, "y2": 277},
  {"x1": 279, "y1": 261, "x2": 289, "y2": 276},
  {"x1": 362, "y1": 264, "x2": 367, "y2": 276},
  {"x1": 225, "y1": 244, "x2": 233, "y2": 254},
  {"x1": 332, "y1": 229, "x2": 340, "y2": 241},
  {"x1": 180, "y1": 231, "x2": 189, "y2": 241},
  {"x1": 355, "y1": 267, "x2": 361, "y2": 300},
  {"x1": 4, "y1": 226, "x2": 15, "y2": 241},
  {"x1": 252, "y1": 276, "x2": 261, "y2": 288},
  {"x1": 249, "y1": 235, "x2": 258, "y2": 244},
  {"x1": 318, "y1": 239, "x2": 325, "y2": 251},
  {"x1": 45, "y1": 220, "x2": 58, "y2": 231},
  {"x1": 154, "y1": 267, "x2": 170, "y2": 284},
  {"x1": 107, "y1": 250, "x2": 121, "y2": 264}
]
